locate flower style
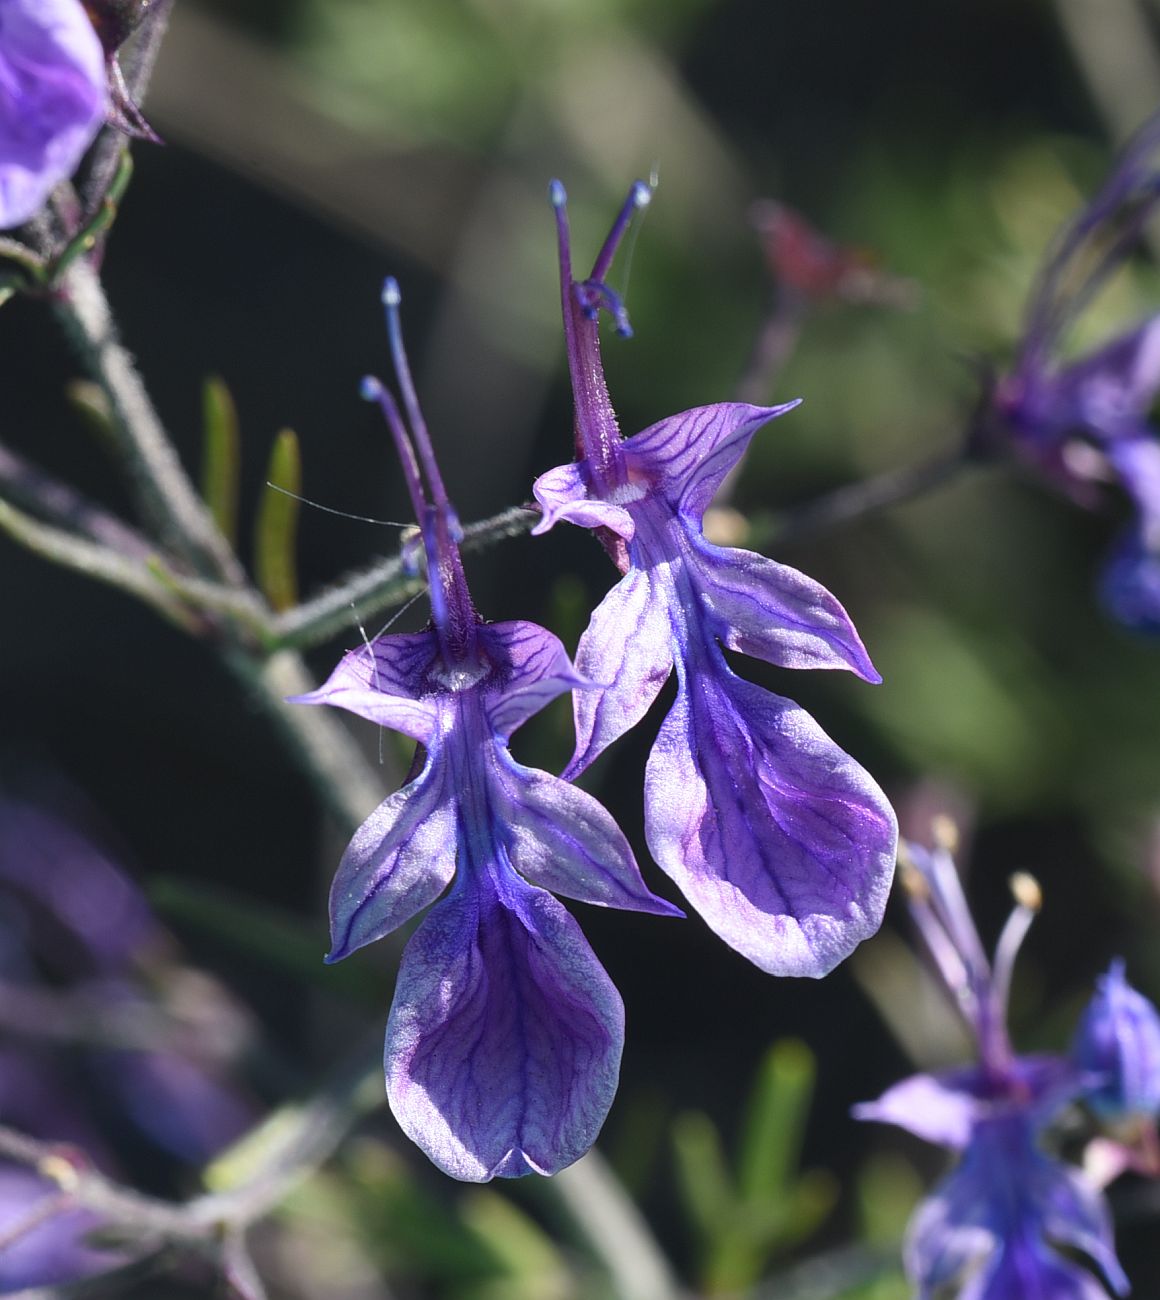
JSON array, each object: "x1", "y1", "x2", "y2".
[
  {"x1": 991, "y1": 111, "x2": 1160, "y2": 630},
  {"x1": 293, "y1": 280, "x2": 679, "y2": 1182},
  {"x1": 855, "y1": 834, "x2": 1129, "y2": 1299},
  {"x1": 0, "y1": 0, "x2": 107, "y2": 229},
  {"x1": 532, "y1": 181, "x2": 897, "y2": 978}
]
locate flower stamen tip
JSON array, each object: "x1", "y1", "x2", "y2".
[
  {"x1": 631, "y1": 180, "x2": 652, "y2": 209},
  {"x1": 931, "y1": 814, "x2": 960, "y2": 854},
  {"x1": 549, "y1": 179, "x2": 567, "y2": 209},
  {"x1": 382, "y1": 277, "x2": 402, "y2": 307},
  {"x1": 1009, "y1": 871, "x2": 1042, "y2": 912},
  {"x1": 359, "y1": 375, "x2": 383, "y2": 402}
]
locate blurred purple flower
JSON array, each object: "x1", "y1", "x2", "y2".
[
  {"x1": 531, "y1": 181, "x2": 897, "y2": 978},
  {"x1": 855, "y1": 839, "x2": 1129, "y2": 1299},
  {"x1": 992, "y1": 112, "x2": 1160, "y2": 630},
  {"x1": 0, "y1": 783, "x2": 257, "y2": 1288},
  {"x1": 1073, "y1": 958, "x2": 1160, "y2": 1122},
  {"x1": 0, "y1": 0, "x2": 107, "y2": 229},
  {"x1": 293, "y1": 280, "x2": 679, "y2": 1182}
]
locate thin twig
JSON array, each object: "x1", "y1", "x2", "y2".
[
  {"x1": 0, "y1": 496, "x2": 199, "y2": 630},
  {"x1": 0, "y1": 441, "x2": 154, "y2": 559},
  {"x1": 271, "y1": 505, "x2": 537, "y2": 651},
  {"x1": 55, "y1": 258, "x2": 247, "y2": 582},
  {"x1": 768, "y1": 448, "x2": 972, "y2": 549},
  {"x1": 549, "y1": 1150, "x2": 683, "y2": 1300}
]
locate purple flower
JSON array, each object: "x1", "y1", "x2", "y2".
[
  {"x1": 1072, "y1": 958, "x2": 1160, "y2": 1122},
  {"x1": 0, "y1": 0, "x2": 107, "y2": 229},
  {"x1": 855, "y1": 838, "x2": 1129, "y2": 1299},
  {"x1": 531, "y1": 181, "x2": 897, "y2": 978},
  {"x1": 992, "y1": 113, "x2": 1160, "y2": 630},
  {"x1": 293, "y1": 279, "x2": 679, "y2": 1182}
]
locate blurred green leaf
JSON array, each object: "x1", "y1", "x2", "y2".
[
  {"x1": 254, "y1": 428, "x2": 302, "y2": 612},
  {"x1": 738, "y1": 1038, "x2": 815, "y2": 1207},
  {"x1": 672, "y1": 1109, "x2": 734, "y2": 1241},
  {"x1": 201, "y1": 374, "x2": 241, "y2": 547},
  {"x1": 149, "y1": 875, "x2": 377, "y2": 1002}
]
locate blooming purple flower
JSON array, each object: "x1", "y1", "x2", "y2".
[
  {"x1": 0, "y1": 0, "x2": 107, "y2": 229},
  {"x1": 855, "y1": 838, "x2": 1129, "y2": 1299},
  {"x1": 992, "y1": 112, "x2": 1160, "y2": 630},
  {"x1": 531, "y1": 181, "x2": 897, "y2": 978},
  {"x1": 293, "y1": 279, "x2": 680, "y2": 1182},
  {"x1": 1073, "y1": 958, "x2": 1160, "y2": 1122}
]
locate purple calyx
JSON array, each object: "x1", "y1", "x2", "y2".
[{"x1": 550, "y1": 179, "x2": 651, "y2": 487}]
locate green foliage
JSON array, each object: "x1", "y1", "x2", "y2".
[
  {"x1": 673, "y1": 1039, "x2": 838, "y2": 1294},
  {"x1": 255, "y1": 428, "x2": 302, "y2": 612},
  {"x1": 201, "y1": 375, "x2": 241, "y2": 547}
]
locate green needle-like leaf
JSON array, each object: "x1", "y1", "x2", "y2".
[
  {"x1": 672, "y1": 1110, "x2": 735, "y2": 1241},
  {"x1": 737, "y1": 1038, "x2": 816, "y2": 1208},
  {"x1": 201, "y1": 375, "x2": 241, "y2": 546},
  {"x1": 255, "y1": 428, "x2": 302, "y2": 612}
]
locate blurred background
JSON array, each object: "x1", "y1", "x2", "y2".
[{"x1": 4, "y1": 0, "x2": 1160, "y2": 1294}]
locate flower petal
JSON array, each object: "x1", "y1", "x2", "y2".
[
  {"x1": 327, "y1": 757, "x2": 456, "y2": 962},
  {"x1": 532, "y1": 461, "x2": 635, "y2": 540},
  {"x1": 623, "y1": 402, "x2": 799, "y2": 522},
  {"x1": 691, "y1": 532, "x2": 881, "y2": 680},
  {"x1": 0, "y1": 0, "x2": 108, "y2": 229},
  {"x1": 480, "y1": 621, "x2": 587, "y2": 740},
  {"x1": 289, "y1": 631, "x2": 441, "y2": 743},
  {"x1": 567, "y1": 566, "x2": 675, "y2": 777},
  {"x1": 385, "y1": 867, "x2": 623, "y2": 1181},
  {"x1": 1072, "y1": 958, "x2": 1160, "y2": 1119},
  {"x1": 644, "y1": 657, "x2": 896, "y2": 977},
  {"x1": 491, "y1": 752, "x2": 681, "y2": 916},
  {"x1": 1099, "y1": 523, "x2": 1160, "y2": 632},
  {"x1": 1058, "y1": 315, "x2": 1160, "y2": 425},
  {"x1": 853, "y1": 1068, "x2": 985, "y2": 1150}
]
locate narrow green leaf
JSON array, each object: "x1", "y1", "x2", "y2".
[
  {"x1": 201, "y1": 375, "x2": 241, "y2": 546},
  {"x1": 737, "y1": 1038, "x2": 816, "y2": 1208},
  {"x1": 672, "y1": 1110, "x2": 735, "y2": 1241},
  {"x1": 255, "y1": 428, "x2": 302, "y2": 612},
  {"x1": 148, "y1": 876, "x2": 376, "y2": 1002}
]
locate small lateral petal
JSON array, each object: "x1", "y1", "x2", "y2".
[
  {"x1": 644, "y1": 658, "x2": 896, "y2": 977},
  {"x1": 289, "y1": 631, "x2": 441, "y2": 743},
  {"x1": 853, "y1": 1069, "x2": 984, "y2": 1150},
  {"x1": 567, "y1": 565, "x2": 675, "y2": 777},
  {"x1": 692, "y1": 532, "x2": 881, "y2": 680},
  {"x1": 623, "y1": 402, "x2": 799, "y2": 521},
  {"x1": 327, "y1": 759, "x2": 456, "y2": 962},
  {"x1": 532, "y1": 462, "x2": 635, "y2": 540},
  {"x1": 480, "y1": 621, "x2": 588, "y2": 740},
  {"x1": 385, "y1": 866, "x2": 623, "y2": 1181},
  {"x1": 491, "y1": 752, "x2": 681, "y2": 917}
]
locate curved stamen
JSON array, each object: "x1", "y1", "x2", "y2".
[
  {"x1": 360, "y1": 374, "x2": 427, "y2": 524},
  {"x1": 589, "y1": 179, "x2": 652, "y2": 284},
  {"x1": 576, "y1": 279, "x2": 634, "y2": 337}
]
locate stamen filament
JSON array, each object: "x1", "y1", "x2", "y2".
[
  {"x1": 359, "y1": 375, "x2": 427, "y2": 524},
  {"x1": 589, "y1": 180, "x2": 652, "y2": 284},
  {"x1": 381, "y1": 278, "x2": 452, "y2": 512}
]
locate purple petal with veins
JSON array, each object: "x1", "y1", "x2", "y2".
[
  {"x1": 327, "y1": 755, "x2": 456, "y2": 962},
  {"x1": 491, "y1": 752, "x2": 681, "y2": 916},
  {"x1": 290, "y1": 631, "x2": 442, "y2": 744},
  {"x1": 479, "y1": 621, "x2": 588, "y2": 739},
  {"x1": 385, "y1": 866, "x2": 623, "y2": 1181},
  {"x1": 691, "y1": 533, "x2": 881, "y2": 679},
  {"x1": 645, "y1": 657, "x2": 894, "y2": 977},
  {"x1": 532, "y1": 462, "x2": 636, "y2": 540},
  {"x1": 623, "y1": 402, "x2": 800, "y2": 522},
  {"x1": 568, "y1": 565, "x2": 675, "y2": 777}
]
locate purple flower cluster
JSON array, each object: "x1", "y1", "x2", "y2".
[
  {"x1": 298, "y1": 189, "x2": 897, "y2": 1180},
  {"x1": 0, "y1": 0, "x2": 107, "y2": 228},
  {"x1": 993, "y1": 113, "x2": 1160, "y2": 630},
  {"x1": 856, "y1": 832, "x2": 1160, "y2": 1299}
]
